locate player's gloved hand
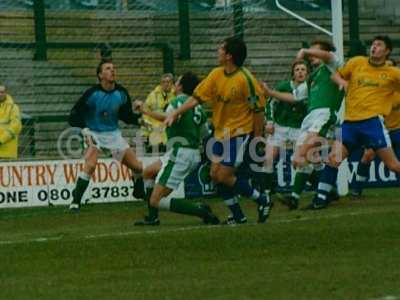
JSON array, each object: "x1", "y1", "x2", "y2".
[
  {"x1": 81, "y1": 128, "x2": 95, "y2": 147},
  {"x1": 265, "y1": 121, "x2": 274, "y2": 135},
  {"x1": 133, "y1": 100, "x2": 144, "y2": 113}
]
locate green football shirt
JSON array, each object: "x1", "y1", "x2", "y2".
[
  {"x1": 265, "y1": 80, "x2": 308, "y2": 128},
  {"x1": 166, "y1": 94, "x2": 207, "y2": 149},
  {"x1": 307, "y1": 53, "x2": 344, "y2": 112}
]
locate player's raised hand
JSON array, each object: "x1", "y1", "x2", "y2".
[
  {"x1": 132, "y1": 100, "x2": 144, "y2": 113},
  {"x1": 331, "y1": 73, "x2": 348, "y2": 93},
  {"x1": 261, "y1": 81, "x2": 273, "y2": 96},
  {"x1": 339, "y1": 81, "x2": 349, "y2": 93},
  {"x1": 81, "y1": 128, "x2": 95, "y2": 147},
  {"x1": 296, "y1": 48, "x2": 307, "y2": 60}
]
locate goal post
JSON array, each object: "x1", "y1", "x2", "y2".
[{"x1": 275, "y1": 0, "x2": 343, "y2": 61}]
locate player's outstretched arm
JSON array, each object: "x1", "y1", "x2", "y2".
[
  {"x1": 133, "y1": 99, "x2": 166, "y2": 122},
  {"x1": 297, "y1": 48, "x2": 334, "y2": 64},
  {"x1": 164, "y1": 97, "x2": 199, "y2": 127},
  {"x1": 143, "y1": 109, "x2": 167, "y2": 122},
  {"x1": 331, "y1": 72, "x2": 348, "y2": 92},
  {"x1": 262, "y1": 82, "x2": 295, "y2": 103}
]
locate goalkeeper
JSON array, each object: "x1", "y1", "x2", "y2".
[{"x1": 68, "y1": 60, "x2": 144, "y2": 212}]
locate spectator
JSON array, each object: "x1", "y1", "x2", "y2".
[
  {"x1": 141, "y1": 73, "x2": 175, "y2": 152},
  {"x1": 0, "y1": 84, "x2": 22, "y2": 159}
]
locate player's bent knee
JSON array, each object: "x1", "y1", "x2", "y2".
[
  {"x1": 85, "y1": 162, "x2": 97, "y2": 175},
  {"x1": 210, "y1": 170, "x2": 223, "y2": 184},
  {"x1": 149, "y1": 198, "x2": 160, "y2": 208},
  {"x1": 143, "y1": 168, "x2": 154, "y2": 179}
]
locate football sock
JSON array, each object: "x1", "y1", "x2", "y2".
[
  {"x1": 159, "y1": 197, "x2": 206, "y2": 218},
  {"x1": 257, "y1": 164, "x2": 275, "y2": 195},
  {"x1": 307, "y1": 163, "x2": 324, "y2": 189},
  {"x1": 291, "y1": 165, "x2": 313, "y2": 199},
  {"x1": 291, "y1": 173, "x2": 309, "y2": 199},
  {"x1": 72, "y1": 172, "x2": 90, "y2": 205},
  {"x1": 356, "y1": 161, "x2": 370, "y2": 183},
  {"x1": 232, "y1": 175, "x2": 260, "y2": 199},
  {"x1": 264, "y1": 171, "x2": 275, "y2": 196},
  {"x1": 146, "y1": 188, "x2": 159, "y2": 221},
  {"x1": 232, "y1": 175, "x2": 268, "y2": 208},
  {"x1": 223, "y1": 196, "x2": 246, "y2": 221},
  {"x1": 132, "y1": 172, "x2": 145, "y2": 199},
  {"x1": 218, "y1": 184, "x2": 246, "y2": 221},
  {"x1": 315, "y1": 165, "x2": 338, "y2": 202}
]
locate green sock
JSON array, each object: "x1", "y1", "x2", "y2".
[
  {"x1": 292, "y1": 172, "x2": 310, "y2": 198},
  {"x1": 72, "y1": 176, "x2": 90, "y2": 205},
  {"x1": 146, "y1": 188, "x2": 159, "y2": 220},
  {"x1": 308, "y1": 169, "x2": 322, "y2": 189},
  {"x1": 168, "y1": 198, "x2": 205, "y2": 218}
]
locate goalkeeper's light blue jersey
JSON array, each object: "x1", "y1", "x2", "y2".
[{"x1": 69, "y1": 83, "x2": 139, "y2": 131}]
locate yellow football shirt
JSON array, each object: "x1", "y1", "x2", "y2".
[
  {"x1": 338, "y1": 56, "x2": 400, "y2": 121},
  {"x1": 193, "y1": 66, "x2": 265, "y2": 140},
  {"x1": 385, "y1": 93, "x2": 400, "y2": 130}
]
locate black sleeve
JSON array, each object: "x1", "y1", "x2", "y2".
[
  {"x1": 68, "y1": 86, "x2": 97, "y2": 128},
  {"x1": 117, "y1": 85, "x2": 140, "y2": 126}
]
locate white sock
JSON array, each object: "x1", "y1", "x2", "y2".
[
  {"x1": 79, "y1": 172, "x2": 91, "y2": 181},
  {"x1": 251, "y1": 189, "x2": 260, "y2": 200}
]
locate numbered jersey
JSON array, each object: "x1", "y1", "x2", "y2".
[
  {"x1": 166, "y1": 94, "x2": 207, "y2": 149},
  {"x1": 308, "y1": 52, "x2": 344, "y2": 112}
]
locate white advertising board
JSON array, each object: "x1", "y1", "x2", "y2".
[{"x1": 0, "y1": 157, "x2": 184, "y2": 209}]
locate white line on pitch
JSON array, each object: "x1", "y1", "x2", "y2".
[{"x1": 0, "y1": 209, "x2": 393, "y2": 246}]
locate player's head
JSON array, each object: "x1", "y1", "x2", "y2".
[
  {"x1": 309, "y1": 39, "x2": 336, "y2": 66},
  {"x1": 96, "y1": 59, "x2": 116, "y2": 83},
  {"x1": 291, "y1": 60, "x2": 309, "y2": 83},
  {"x1": 370, "y1": 35, "x2": 393, "y2": 61},
  {"x1": 218, "y1": 37, "x2": 247, "y2": 67},
  {"x1": 160, "y1": 73, "x2": 174, "y2": 92},
  {"x1": 0, "y1": 85, "x2": 6, "y2": 102},
  {"x1": 175, "y1": 71, "x2": 200, "y2": 96}
]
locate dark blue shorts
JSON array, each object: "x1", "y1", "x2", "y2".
[
  {"x1": 340, "y1": 116, "x2": 391, "y2": 152},
  {"x1": 389, "y1": 128, "x2": 400, "y2": 159},
  {"x1": 211, "y1": 134, "x2": 251, "y2": 167}
]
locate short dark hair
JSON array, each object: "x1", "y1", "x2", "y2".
[
  {"x1": 373, "y1": 35, "x2": 393, "y2": 52},
  {"x1": 223, "y1": 36, "x2": 247, "y2": 67},
  {"x1": 179, "y1": 71, "x2": 200, "y2": 96},
  {"x1": 291, "y1": 59, "x2": 310, "y2": 77},
  {"x1": 310, "y1": 39, "x2": 336, "y2": 52},
  {"x1": 96, "y1": 59, "x2": 113, "y2": 79}
]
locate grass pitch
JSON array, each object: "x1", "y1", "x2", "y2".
[{"x1": 0, "y1": 189, "x2": 399, "y2": 300}]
